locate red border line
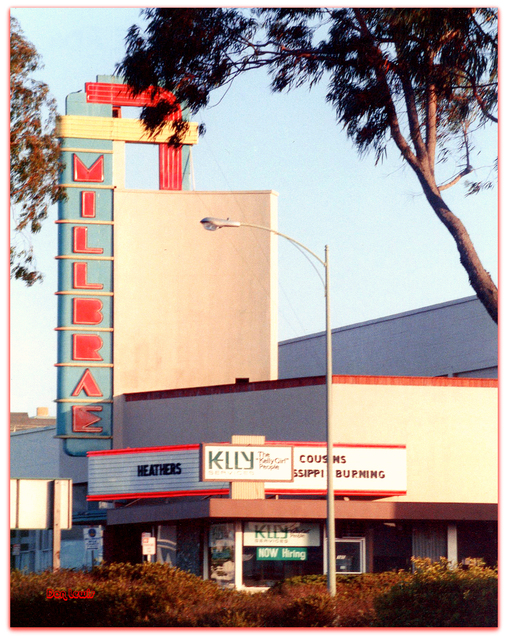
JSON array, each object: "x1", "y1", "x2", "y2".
[
  {"x1": 125, "y1": 374, "x2": 497, "y2": 402},
  {"x1": 87, "y1": 443, "x2": 201, "y2": 457},
  {"x1": 87, "y1": 488, "x2": 405, "y2": 501},
  {"x1": 87, "y1": 489, "x2": 229, "y2": 501},
  {"x1": 87, "y1": 441, "x2": 406, "y2": 457},
  {"x1": 266, "y1": 441, "x2": 406, "y2": 449},
  {"x1": 265, "y1": 489, "x2": 407, "y2": 496}
]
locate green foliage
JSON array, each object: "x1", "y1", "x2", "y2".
[
  {"x1": 10, "y1": 16, "x2": 66, "y2": 285},
  {"x1": 10, "y1": 562, "x2": 497, "y2": 628},
  {"x1": 118, "y1": 8, "x2": 497, "y2": 165},
  {"x1": 117, "y1": 8, "x2": 498, "y2": 323},
  {"x1": 373, "y1": 557, "x2": 498, "y2": 627}
]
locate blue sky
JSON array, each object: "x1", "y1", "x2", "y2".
[{"x1": 8, "y1": 3, "x2": 499, "y2": 416}]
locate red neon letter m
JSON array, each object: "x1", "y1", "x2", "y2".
[{"x1": 73, "y1": 155, "x2": 104, "y2": 182}]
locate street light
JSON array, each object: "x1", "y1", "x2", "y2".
[{"x1": 200, "y1": 216, "x2": 336, "y2": 596}]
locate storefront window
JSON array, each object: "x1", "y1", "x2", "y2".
[
  {"x1": 243, "y1": 545, "x2": 323, "y2": 587},
  {"x1": 156, "y1": 525, "x2": 176, "y2": 566},
  {"x1": 242, "y1": 522, "x2": 323, "y2": 588},
  {"x1": 209, "y1": 523, "x2": 235, "y2": 588},
  {"x1": 335, "y1": 538, "x2": 365, "y2": 574},
  {"x1": 372, "y1": 522, "x2": 412, "y2": 572}
]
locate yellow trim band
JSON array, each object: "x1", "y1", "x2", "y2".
[
  {"x1": 55, "y1": 220, "x2": 114, "y2": 225},
  {"x1": 61, "y1": 147, "x2": 114, "y2": 154},
  {"x1": 55, "y1": 363, "x2": 114, "y2": 368},
  {"x1": 55, "y1": 255, "x2": 114, "y2": 261},
  {"x1": 56, "y1": 115, "x2": 199, "y2": 145},
  {"x1": 55, "y1": 291, "x2": 114, "y2": 297}
]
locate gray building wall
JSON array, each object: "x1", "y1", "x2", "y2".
[
  {"x1": 10, "y1": 426, "x2": 88, "y2": 484},
  {"x1": 278, "y1": 297, "x2": 498, "y2": 380},
  {"x1": 10, "y1": 427, "x2": 61, "y2": 479},
  {"x1": 10, "y1": 426, "x2": 99, "y2": 572}
]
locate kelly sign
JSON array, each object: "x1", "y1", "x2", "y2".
[
  {"x1": 244, "y1": 522, "x2": 320, "y2": 547},
  {"x1": 201, "y1": 444, "x2": 293, "y2": 482}
]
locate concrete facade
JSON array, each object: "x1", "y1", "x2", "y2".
[
  {"x1": 119, "y1": 376, "x2": 498, "y2": 505},
  {"x1": 112, "y1": 189, "x2": 278, "y2": 399}
]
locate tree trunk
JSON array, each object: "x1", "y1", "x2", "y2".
[{"x1": 416, "y1": 169, "x2": 498, "y2": 324}]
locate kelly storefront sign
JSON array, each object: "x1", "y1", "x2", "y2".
[
  {"x1": 201, "y1": 444, "x2": 293, "y2": 482},
  {"x1": 244, "y1": 522, "x2": 320, "y2": 547}
]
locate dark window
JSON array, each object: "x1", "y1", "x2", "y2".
[
  {"x1": 335, "y1": 538, "x2": 364, "y2": 573},
  {"x1": 458, "y1": 522, "x2": 498, "y2": 567},
  {"x1": 372, "y1": 522, "x2": 412, "y2": 572}
]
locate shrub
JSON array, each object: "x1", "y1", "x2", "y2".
[
  {"x1": 373, "y1": 557, "x2": 498, "y2": 628},
  {"x1": 11, "y1": 561, "x2": 497, "y2": 628},
  {"x1": 10, "y1": 564, "x2": 229, "y2": 627},
  {"x1": 273, "y1": 593, "x2": 338, "y2": 627},
  {"x1": 269, "y1": 572, "x2": 403, "y2": 627}
]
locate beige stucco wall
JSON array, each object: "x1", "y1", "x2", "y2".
[
  {"x1": 113, "y1": 189, "x2": 278, "y2": 396},
  {"x1": 332, "y1": 382, "x2": 497, "y2": 504},
  {"x1": 119, "y1": 379, "x2": 497, "y2": 505}
]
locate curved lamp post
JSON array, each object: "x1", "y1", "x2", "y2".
[{"x1": 200, "y1": 216, "x2": 336, "y2": 596}]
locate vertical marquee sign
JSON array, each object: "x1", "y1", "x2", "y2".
[{"x1": 55, "y1": 76, "x2": 198, "y2": 455}]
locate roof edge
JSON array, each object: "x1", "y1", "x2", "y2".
[
  {"x1": 279, "y1": 296, "x2": 483, "y2": 346},
  {"x1": 125, "y1": 373, "x2": 497, "y2": 403}
]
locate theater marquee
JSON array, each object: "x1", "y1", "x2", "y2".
[
  {"x1": 265, "y1": 442, "x2": 407, "y2": 496},
  {"x1": 87, "y1": 441, "x2": 406, "y2": 501}
]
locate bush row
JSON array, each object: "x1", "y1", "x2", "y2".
[
  {"x1": 10, "y1": 558, "x2": 497, "y2": 628},
  {"x1": 373, "y1": 557, "x2": 498, "y2": 627}
]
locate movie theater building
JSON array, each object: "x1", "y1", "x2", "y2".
[
  {"x1": 87, "y1": 373, "x2": 497, "y2": 588},
  {"x1": 49, "y1": 76, "x2": 497, "y2": 585}
]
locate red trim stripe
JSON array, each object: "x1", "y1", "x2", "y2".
[
  {"x1": 87, "y1": 441, "x2": 405, "y2": 457},
  {"x1": 125, "y1": 374, "x2": 497, "y2": 402},
  {"x1": 87, "y1": 443, "x2": 201, "y2": 457},
  {"x1": 266, "y1": 441, "x2": 406, "y2": 449},
  {"x1": 87, "y1": 489, "x2": 229, "y2": 501},
  {"x1": 265, "y1": 489, "x2": 407, "y2": 496},
  {"x1": 87, "y1": 488, "x2": 405, "y2": 501}
]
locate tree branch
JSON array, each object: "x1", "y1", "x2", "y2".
[
  {"x1": 352, "y1": 9, "x2": 422, "y2": 172},
  {"x1": 438, "y1": 166, "x2": 473, "y2": 191}
]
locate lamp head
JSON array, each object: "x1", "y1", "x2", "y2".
[{"x1": 200, "y1": 217, "x2": 241, "y2": 231}]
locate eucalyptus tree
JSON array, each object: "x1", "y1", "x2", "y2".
[
  {"x1": 10, "y1": 17, "x2": 65, "y2": 285},
  {"x1": 118, "y1": 8, "x2": 498, "y2": 322}
]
